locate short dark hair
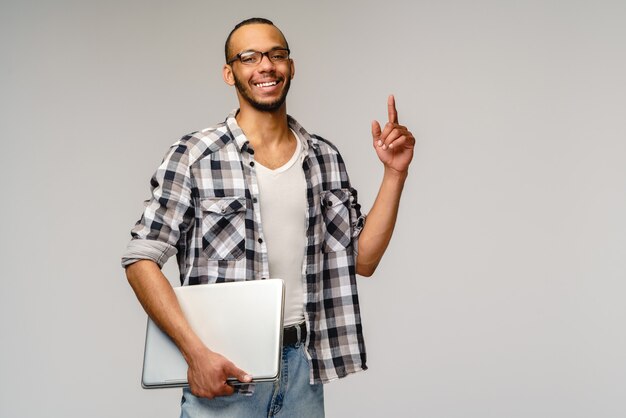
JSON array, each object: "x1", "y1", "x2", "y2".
[{"x1": 224, "y1": 17, "x2": 289, "y2": 63}]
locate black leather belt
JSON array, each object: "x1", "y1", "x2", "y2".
[{"x1": 282, "y1": 322, "x2": 307, "y2": 346}]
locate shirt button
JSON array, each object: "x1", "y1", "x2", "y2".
[
  {"x1": 258, "y1": 238, "x2": 263, "y2": 244},
  {"x1": 250, "y1": 161, "x2": 255, "y2": 167},
  {"x1": 253, "y1": 197, "x2": 258, "y2": 203},
  {"x1": 327, "y1": 200, "x2": 333, "y2": 207}
]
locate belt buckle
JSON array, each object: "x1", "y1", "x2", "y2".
[
  {"x1": 284, "y1": 321, "x2": 306, "y2": 346},
  {"x1": 294, "y1": 322, "x2": 302, "y2": 343}
]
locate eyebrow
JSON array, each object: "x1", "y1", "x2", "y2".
[{"x1": 238, "y1": 45, "x2": 287, "y2": 54}]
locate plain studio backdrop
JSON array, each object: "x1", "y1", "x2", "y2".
[{"x1": 1, "y1": 1, "x2": 625, "y2": 417}]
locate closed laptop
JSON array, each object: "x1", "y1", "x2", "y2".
[{"x1": 141, "y1": 279, "x2": 285, "y2": 388}]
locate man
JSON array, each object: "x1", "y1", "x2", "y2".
[{"x1": 122, "y1": 17, "x2": 414, "y2": 417}]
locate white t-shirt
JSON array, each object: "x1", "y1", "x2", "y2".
[{"x1": 255, "y1": 132, "x2": 306, "y2": 326}]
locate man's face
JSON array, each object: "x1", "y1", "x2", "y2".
[{"x1": 224, "y1": 24, "x2": 294, "y2": 112}]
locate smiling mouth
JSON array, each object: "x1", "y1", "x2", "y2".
[{"x1": 254, "y1": 81, "x2": 279, "y2": 88}]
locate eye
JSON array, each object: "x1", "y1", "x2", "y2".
[
  {"x1": 239, "y1": 51, "x2": 259, "y2": 64},
  {"x1": 271, "y1": 50, "x2": 288, "y2": 60}
]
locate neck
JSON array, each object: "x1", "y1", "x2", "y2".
[{"x1": 235, "y1": 102, "x2": 290, "y2": 148}]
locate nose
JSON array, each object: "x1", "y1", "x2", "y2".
[{"x1": 257, "y1": 53, "x2": 275, "y2": 71}]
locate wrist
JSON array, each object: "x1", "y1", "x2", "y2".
[
  {"x1": 383, "y1": 166, "x2": 409, "y2": 183},
  {"x1": 179, "y1": 336, "x2": 212, "y2": 365}
]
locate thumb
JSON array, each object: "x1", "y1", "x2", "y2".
[
  {"x1": 227, "y1": 363, "x2": 252, "y2": 383},
  {"x1": 371, "y1": 120, "x2": 382, "y2": 144}
]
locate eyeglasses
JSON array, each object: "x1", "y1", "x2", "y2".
[{"x1": 227, "y1": 48, "x2": 291, "y2": 65}]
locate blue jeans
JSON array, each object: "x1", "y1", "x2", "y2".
[{"x1": 180, "y1": 344, "x2": 324, "y2": 417}]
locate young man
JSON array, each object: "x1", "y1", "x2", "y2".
[{"x1": 122, "y1": 17, "x2": 415, "y2": 417}]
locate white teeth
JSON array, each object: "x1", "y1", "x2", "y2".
[{"x1": 255, "y1": 81, "x2": 278, "y2": 87}]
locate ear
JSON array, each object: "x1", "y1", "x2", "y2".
[
  {"x1": 289, "y1": 59, "x2": 295, "y2": 79},
  {"x1": 223, "y1": 64, "x2": 235, "y2": 86}
]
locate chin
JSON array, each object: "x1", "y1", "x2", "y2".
[{"x1": 252, "y1": 98, "x2": 287, "y2": 112}]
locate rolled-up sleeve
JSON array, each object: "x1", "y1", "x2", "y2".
[
  {"x1": 121, "y1": 142, "x2": 194, "y2": 268},
  {"x1": 348, "y1": 186, "x2": 366, "y2": 255}
]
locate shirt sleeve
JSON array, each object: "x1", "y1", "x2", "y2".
[
  {"x1": 121, "y1": 142, "x2": 194, "y2": 268},
  {"x1": 349, "y1": 186, "x2": 366, "y2": 255}
]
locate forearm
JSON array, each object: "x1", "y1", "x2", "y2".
[
  {"x1": 356, "y1": 168, "x2": 407, "y2": 276},
  {"x1": 125, "y1": 260, "x2": 206, "y2": 363}
]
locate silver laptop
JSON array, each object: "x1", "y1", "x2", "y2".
[{"x1": 141, "y1": 279, "x2": 285, "y2": 389}]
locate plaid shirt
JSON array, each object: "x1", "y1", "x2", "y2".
[{"x1": 123, "y1": 110, "x2": 367, "y2": 383}]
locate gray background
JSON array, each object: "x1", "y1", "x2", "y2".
[{"x1": 1, "y1": 0, "x2": 625, "y2": 417}]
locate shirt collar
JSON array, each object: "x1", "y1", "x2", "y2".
[{"x1": 225, "y1": 109, "x2": 320, "y2": 153}]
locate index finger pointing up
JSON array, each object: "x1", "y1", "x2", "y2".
[{"x1": 387, "y1": 94, "x2": 398, "y2": 124}]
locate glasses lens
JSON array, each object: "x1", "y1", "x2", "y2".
[
  {"x1": 239, "y1": 51, "x2": 261, "y2": 64},
  {"x1": 269, "y1": 49, "x2": 289, "y2": 61}
]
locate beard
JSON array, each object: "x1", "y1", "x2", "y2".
[{"x1": 233, "y1": 73, "x2": 291, "y2": 112}]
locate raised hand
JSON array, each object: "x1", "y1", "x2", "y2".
[{"x1": 371, "y1": 95, "x2": 415, "y2": 175}]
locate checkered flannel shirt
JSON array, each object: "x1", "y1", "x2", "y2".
[{"x1": 122, "y1": 110, "x2": 367, "y2": 384}]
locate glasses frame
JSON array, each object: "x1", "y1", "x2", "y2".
[{"x1": 227, "y1": 48, "x2": 291, "y2": 65}]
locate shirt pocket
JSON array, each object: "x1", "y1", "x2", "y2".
[
  {"x1": 321, "y1": 189, "x2": 352, "y2": 253},
  {"x1": 200, "y1": 196, "x2": 247, "y2": 261}
]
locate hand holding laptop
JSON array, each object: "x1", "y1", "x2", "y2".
[{"x1": 185, "y1": 345, "x2": 252, "y2": 399}]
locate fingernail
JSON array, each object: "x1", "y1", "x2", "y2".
[
  {"x1": 382, "y1": 144, "x2": 388, "y2": 150},
  {"x1": 389, "y1": 143, "x2": 394, "y2": 149},
  {"x1": 377, "y1": 140, "x2": 382, "y2": 147}
]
